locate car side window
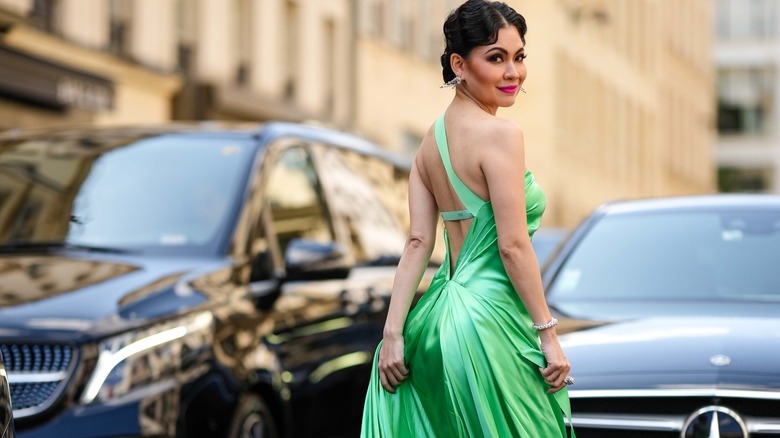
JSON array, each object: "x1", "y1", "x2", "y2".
[
  {"x1": 314, "y1": 145, "x2": 408, "y2": 265},
  {"x1": 265, "y1": 145, "x2": 335, "y2": 260}
]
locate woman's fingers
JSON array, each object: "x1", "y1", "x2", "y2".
[
  {"x1": 540, "y1": 360, "x2": 570, "y2": 375},
  {"x1": 550, "y1": 372, "x2": 567, "y2": 388},
  {"x1": 543, "y1": 371, "x2": 561, "y2": 387},
  {"x1": 386, "y1": 370, "x2": 401, "y2": 387},
  {"x1": 379, "y1": 370, "x2": 396, "y2": 393},
  {"x1": 379, "y1": 359, "x2": 409, "y2": 393},
  {"x1": 540, "y1": 335, "x2": 572, "y2": 393},
  {"x1": 388, "y1": 364, "x2": 408, "y2": 383},
  {"x1": 542, "y1": 366, "x2": 569, "y2": 393},
  {"x1": 540, "y1": 366, "x2": 560, "y2": 379},
  {"x1": 377, "y1": 337, "x2": 409, "y2": 393},
  {"x1": 540, "y1": 366, "x2": 563, "y2": 381},
  {"x1": 547, "y1": 382, "x2": 567, "y2": 394},
  {"x1": 540, "y1": 362, "x2": 571, "y2": 388}
]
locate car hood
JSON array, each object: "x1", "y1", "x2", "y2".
[
  {"x1": 0, "y1": 252, "x2": 231, "y2": 342},
  {"x1": 559, "y1": 316, "x2": 780, "y2": 391}
]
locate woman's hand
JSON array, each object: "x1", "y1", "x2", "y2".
[
  {"x1": 378, "y1": 333, "x2": 409, "y2": 393},
  {"x1": 538, "y1": 331, "x2": 571, "y2": 393}
]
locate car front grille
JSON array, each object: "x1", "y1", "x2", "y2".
[
  {"x1": 9, "y1": 382, "x2": 61, "y2": 410},
  {"x1": 0, "y1": 343, "x2": 75, "y2": 417},
  {"x1": 568, "y1": 389, "x2": 780, "y2": 438}
]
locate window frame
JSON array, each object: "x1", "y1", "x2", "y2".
[{"x1": 258, "y1": 138, "x2": 341, "y2": 275}]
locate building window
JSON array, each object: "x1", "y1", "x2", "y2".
[
  {"x1": 176, "y1": 0, "x2": 197, "y2": 74},
  {"x1": 416, "y1": 0, "x2": 432, "y2": 58},
  {"x1": 372, "y1": 0, "x2": 385, "y2": 38},
  {"x1": 717, "y1": 67, "x2": 775, "y2": 135},
  {"x1": 284, "y1": 0, "x2": 298, "y2": 100},
  {"x1": 235, "y1": 0, "x2": 252, "y2": 86},
  {"x1": 751, "y1": 0, "x2": 777, "y2": 38},
  {"x1": 109, "y1": 0, "x2": 132, "y2": 57},
  {"x1": 386, "y1": 0, "x2": 402, "y2": 46},
  {"x1": 29, "y1": 0, "x2": 59, "y2": 33},
  {"x1": 324, "y1": 18, "x2": 336, "y2": 116},
  {"x1": 717, "y1": 0, "x2": 777, "y2": 40},
  {"x1": 358, "y1": 0, "x2": 380, "y2": 36},
  {"x1": 715, "y1": 0, "x2": 729, "y2": 36},
  {"x1": 400, "y1": 15, "x2": 413, "y2": 51},
  {"x1": 718, "y1": 167, "x2": 773, "y2": 193}
]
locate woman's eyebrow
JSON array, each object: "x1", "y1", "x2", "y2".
[
  {"x1": 484, "y1": 46, "x2": 525, "y2": 55},
  {"x1": 484, "y1": 47, "x2": 508, "y2": 55}
]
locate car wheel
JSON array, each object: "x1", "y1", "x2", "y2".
[{"x1": 228, "y1": 394, "x2": 278, "y2": 438}]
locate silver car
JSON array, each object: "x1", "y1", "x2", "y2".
[{"x1": 544, "y1": 195, "x2": 780, "y2": 437}]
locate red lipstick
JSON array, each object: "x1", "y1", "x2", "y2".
[{"x1": 498, "y1": 85, "x2": 517, "y2": 94}]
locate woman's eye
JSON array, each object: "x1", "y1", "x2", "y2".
[
  {"x1": 516, "y1": 54, "x2": 527, "y2": 61},
  {"x1": 490, "y1": 55, "x2": 503, "y2": 62}
]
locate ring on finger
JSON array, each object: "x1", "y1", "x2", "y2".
[{"x1": 564, "y1": 376, "x2": 575, "y2": 386}]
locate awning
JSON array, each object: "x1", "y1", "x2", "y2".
[{"x1": 0, "y1": 45, "x2": 114, "y2": 111}]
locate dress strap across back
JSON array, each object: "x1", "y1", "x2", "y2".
[{"x1": 435, "y1": 114, "x2": 487, "y2": 221}]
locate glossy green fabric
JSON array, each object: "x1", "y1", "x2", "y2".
[{"x1": 361, "y1": 115, "x2": 572, "y2": 437}]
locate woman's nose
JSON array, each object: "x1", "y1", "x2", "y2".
[{"x1": 505, "y1": 63, "x2": 519, "y2": 79}]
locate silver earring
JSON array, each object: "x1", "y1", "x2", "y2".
[
  {"x1": 520, "y1": 86, "x2": 527, "y2": 93},
  {"x1": 440, "y1": 76, "x2": 462, "y2": 89}
]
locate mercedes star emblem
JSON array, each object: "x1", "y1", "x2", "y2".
[
  {"x1": 710, "y1": 354, "x2": 732, "y2": 367},
  {"x1": 681, "y1": 406, "x2": 747, "y2": 438}
]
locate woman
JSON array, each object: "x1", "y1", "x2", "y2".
[{"x1": 361, "y1": 1, "x2": 573, "y2": 436}]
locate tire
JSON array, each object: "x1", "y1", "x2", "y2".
[{"x1": 228, "y1": 394, "x2": 279, "y2": 438}]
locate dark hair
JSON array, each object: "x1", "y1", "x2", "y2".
[{"x1": 441, "y1": 0, "x2": 527, "y2": 82}]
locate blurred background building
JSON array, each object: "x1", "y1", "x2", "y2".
[
  {"x1": 516, "y1": 1, "x2": 714, "y2": 226},
  {"x1": 0, "y1": 0, "x2": 715, "y2": 228},
  {"x1": 714, "y1": 0, "x2": 779, "y2": 194},
  {"x1": 0, "y1": 0, "x2": 181, "y2": 127}
]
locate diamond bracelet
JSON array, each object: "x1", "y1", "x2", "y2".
[{"x1": 533, "y1": 317, "x2": 559, "y2": 331}]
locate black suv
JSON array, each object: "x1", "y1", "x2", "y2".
[{"x1": 0, "y1": 122, "x2": 412, "y2": 437}]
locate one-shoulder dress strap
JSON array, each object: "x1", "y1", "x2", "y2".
[{"x1": 435, "y1": 114, "x2": 487, "y2": 221}]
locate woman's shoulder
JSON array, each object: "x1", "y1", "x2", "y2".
[
  {"x1": 470, "y1": 116, "x2": 524, "y2": 150},
  {"x1": 483, "y1": 115, "x2": 522, "y2": 135},
  {"x1": 414, "y1": 121, "x2": 439, "y2": 162},
  {"x1": 418, "y1": 121, "x2": 438, "y2": 151}
]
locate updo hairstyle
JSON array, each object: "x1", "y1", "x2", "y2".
[{"x1": 440, "y1": 0, "x2": 527, "y2": 82}]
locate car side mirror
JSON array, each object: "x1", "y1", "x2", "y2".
[{"x1": 284, "y1": 238, "x2": 351, "y2": 281}]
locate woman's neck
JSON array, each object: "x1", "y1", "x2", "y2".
[{"x1": 454, "y1": 87, "x2": 498, "y2": 115}]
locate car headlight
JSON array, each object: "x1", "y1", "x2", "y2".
[{"x1": 80, "y1": 312, "x2": 213, "y2": 404}]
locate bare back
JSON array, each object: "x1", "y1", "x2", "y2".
[{"x1": 416, "y1": 108, "x2": 504, "y2": 268}]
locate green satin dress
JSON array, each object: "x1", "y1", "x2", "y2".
[{"x1": 360, "y1": 114, "x2": 573, "y2": 437}]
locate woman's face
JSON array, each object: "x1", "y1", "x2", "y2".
[{"x1": 461, "y1": 25, "x2": 526, "y2": 108}]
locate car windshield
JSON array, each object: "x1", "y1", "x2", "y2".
[
  {"x1": 0, "y1": 134, "x2": 255, "y2": 254},
  {"x1": 548, "y1": 208, "x2": 780, "y2": 306}
]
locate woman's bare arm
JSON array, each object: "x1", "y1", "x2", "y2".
[
  {"x1": 480, "y1": 119, "x2": 571, "y2": 393},
  {"x1": 378, "y1": 158, "x2": 438, "y2": 392}
]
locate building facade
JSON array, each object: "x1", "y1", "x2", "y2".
[
  {"x1": 713, "y1": 0, "x2": 780, "y2": 193},
  {"x1": 0, "y1": 0, "x2": 181, "y2": 128},
  {"x1": 512, "y1": 0, "x2": 715, "y2": 226},
  {"x1": 353, "y1": 0, "x2": 714, "y2": 226},
  {"x1": 0, "y1": 0, "x2": 714, "y2": 228}
]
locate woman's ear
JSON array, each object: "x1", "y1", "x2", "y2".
[{"x1": 450, "y1": 53, "x2": 465, "y2": 78}]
